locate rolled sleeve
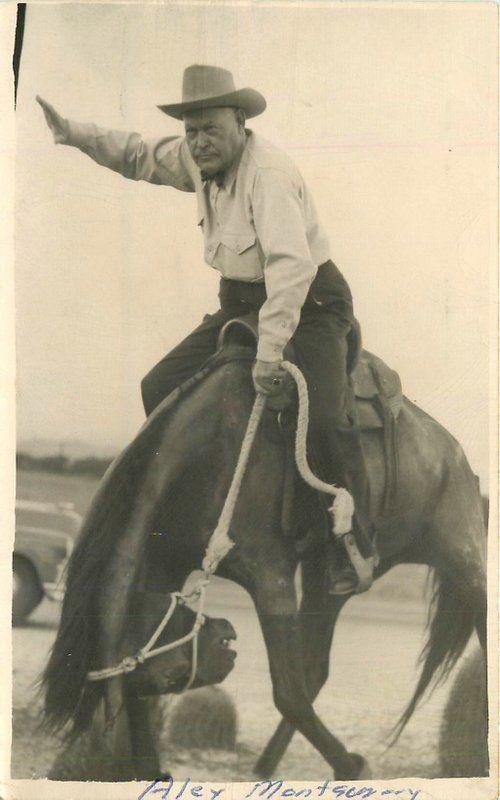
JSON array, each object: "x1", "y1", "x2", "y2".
[
  {"x1": 252, "y1": 168, "x2": 317, "y2": 361},
  {"x1": 63, "y1": 120, "x2": 195, "y2": 191}
]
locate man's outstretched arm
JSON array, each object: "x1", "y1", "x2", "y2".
[{"x1": 36, "y1": 96, "x2": 196, "y2": 191}]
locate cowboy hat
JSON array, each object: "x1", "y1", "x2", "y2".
[{"x1": 157, "y1": 64, "x2": 266, "y2": 120}]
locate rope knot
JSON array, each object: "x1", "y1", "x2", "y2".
[
  {"x1": 329, "y1": 488, "x2": 356, "y2": 536},
  {"x1": 122, "y1": 656, "x2": 139, "y2": 673}
]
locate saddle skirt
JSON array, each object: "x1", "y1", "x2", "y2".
[{"x1": 217, "y1": 315, "x2": 403, "y2": 430}]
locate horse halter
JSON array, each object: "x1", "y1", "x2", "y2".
[{"x1": 87, "y1": 580, "x2": 209, "y2": 692}]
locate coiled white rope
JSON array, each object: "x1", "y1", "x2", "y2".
[
  {"x1": 281, "y1": 361, "x2": 355, "y2": 534},
  {"x1": 87, "y1": 361, "x2": 354, "y2": 685}
]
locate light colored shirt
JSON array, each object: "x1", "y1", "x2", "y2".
[{"x1": 63, "y1": 121, "x2": 331, "y2": 361}]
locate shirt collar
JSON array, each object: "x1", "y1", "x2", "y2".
[{"x1": 221, "y1": 159, "x2": 239, "y2": 192}]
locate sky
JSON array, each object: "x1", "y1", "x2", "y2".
[{"x1": 15, "y1": 2, "x2": 497, "y2": 489}]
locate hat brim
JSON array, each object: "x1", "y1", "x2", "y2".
[{"x1": 157, "y1": 87, "x2": 266, "y2": 120}]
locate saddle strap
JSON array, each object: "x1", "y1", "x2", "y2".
[{"x1": 369, "y1": 363, "x2": 399, "y2": 515}]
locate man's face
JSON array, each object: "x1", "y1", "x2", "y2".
[{"x1": 183, "y1": 107, "x2": 244, "y2": 178}]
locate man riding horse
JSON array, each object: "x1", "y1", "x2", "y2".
[{"x1": 37, "y1": 63, "x2": 378, "y2": 595}]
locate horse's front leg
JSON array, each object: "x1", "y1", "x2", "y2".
[
  {"x1": 100, "y1": 682, "x2": 165, "y2": 780},
  {"x1": 255, "y1": 553, "x2": 349, "y2": 777},
  {"x1": 251, "y1": 572, "x2": 367, "y2": 780},
  {"x1": 126, "y1": 696, "x2": 164, "y2": 780}
]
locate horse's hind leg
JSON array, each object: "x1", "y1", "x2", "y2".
[{"x1": 255, "y1": 552, "x2": 349, "y2": 777}]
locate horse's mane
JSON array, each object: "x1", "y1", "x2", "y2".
[{"x1": 40, "y1": 345, "x2": 253, "y2": 738}]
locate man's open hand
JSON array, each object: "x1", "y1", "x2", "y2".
[{"x1": 36, "y1": 96, "x2": 69, "y2": 144}]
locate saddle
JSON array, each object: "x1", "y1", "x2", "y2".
[{"x1": 217, "y1": 314, "x2": 403, "y2": 518}]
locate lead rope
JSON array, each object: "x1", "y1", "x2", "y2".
[
  {"x1": 87, "y1": 362, "x2": 355, "y2": 685},
  {"x1": 201, "y1": 392, "x2": 267, "y2": 573}
]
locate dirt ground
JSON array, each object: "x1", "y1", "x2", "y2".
[{"x1": 12, "y1": 470, "x2": 483, "y2": 781}]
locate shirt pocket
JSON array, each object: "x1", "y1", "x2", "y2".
[
  {"x1": 219, "y1": 232, "x2": 256, "y2": 255},
  {"x1": 215, "y1": 231, "x2": 264, "y2": 281}
]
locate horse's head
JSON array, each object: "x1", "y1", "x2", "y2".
[{"x1": 123, "y1": 590, "x2": 237, "y2": 696}]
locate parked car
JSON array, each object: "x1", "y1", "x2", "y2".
[{"x1": 13, "y1": 499, "x2": 80, "y2": 625}]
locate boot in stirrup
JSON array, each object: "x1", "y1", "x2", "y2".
[{"x1": 327, "y1": 519, "x2": 378, "y2": 596}]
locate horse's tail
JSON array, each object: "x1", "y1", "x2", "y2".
[{"x1": 390, "y1": 569, "x2": 476, "y2": 742}]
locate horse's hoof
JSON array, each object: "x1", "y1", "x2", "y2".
[
  {"x1": 356, "y1": 760, "x2": 372, "y2": 780},
  {"x1": 335, "y1": 753, "x2": 370, "y2": 781}
]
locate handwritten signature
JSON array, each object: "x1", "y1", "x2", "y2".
[
  {"x1": 245, "y1": 781, "x2": 420, "y2": 800},
  {"x1": 138, "y1": 778, "x2": 420, "y2": 800},
  {"x1": 138, "y1": 777, "x2": 224, "y2": 800}
]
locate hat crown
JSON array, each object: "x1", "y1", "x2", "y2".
[
  {"x1": 182, "y1": 64, "x2": 236, "y2": 103},
  {"x1": 157, "y1": 64, "x2": 266, "y2": 120}
]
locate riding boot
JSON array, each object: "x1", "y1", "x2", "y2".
[
  {"x1": 325, "y1": 517, "x2": 377, "y2": 596},
  {"x1": 323, "y1": 421, "x2": 378, "y2": 595}
]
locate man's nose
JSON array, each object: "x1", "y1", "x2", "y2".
[{"x1": 194, "y1": 131, "x2": 210, "y2": 151}]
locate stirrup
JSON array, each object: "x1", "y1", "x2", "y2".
[
  {"x1": 339, "y1": 531, "x2": 376, "y2": 593},
  {"x1": 327, "y1": 564, "x2": 359, "y2": 596}
]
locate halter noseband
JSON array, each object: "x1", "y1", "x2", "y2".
[{"x1": 87, "y1": 579, "x2": 209, "y2": 692}]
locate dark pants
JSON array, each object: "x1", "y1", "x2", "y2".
[{"x1": 141, "y1": 261, "x2": 370, "y2": 528}]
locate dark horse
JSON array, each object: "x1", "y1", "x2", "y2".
[{"x1": 41, "y1": 342, "x2": 487, "y2": 780}]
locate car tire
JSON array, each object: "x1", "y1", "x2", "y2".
[{"x1": 12, "y1": 556, "x2": 44, "y2": 625}]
